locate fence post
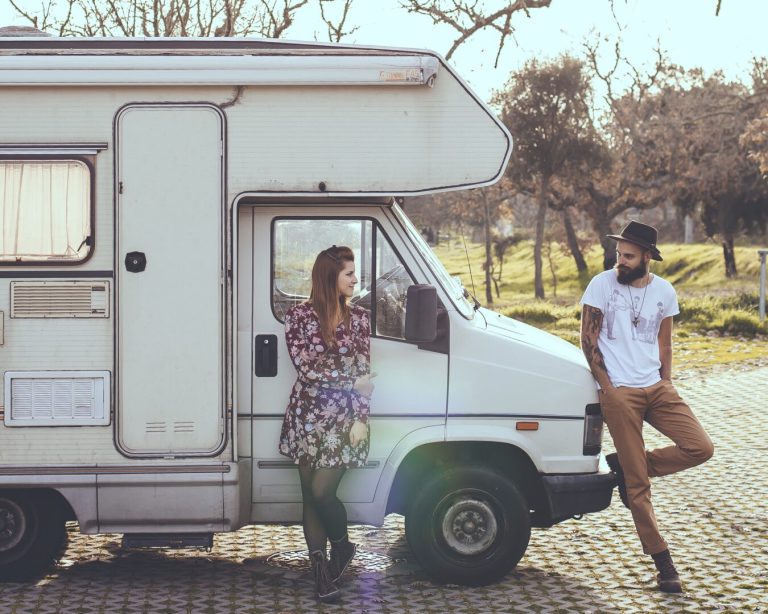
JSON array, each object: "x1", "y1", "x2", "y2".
[{"x1": 759, "y1": 249, "x2": 768, "y2": 322}]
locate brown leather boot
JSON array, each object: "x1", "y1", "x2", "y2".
[
  {"x1": 309, "y1": 550, "x2": 340, "y2": 603},
  {"x1": 652, "y1": 549, "x2": 683, "y2": 593},
  {"x1": 329, "y1": 534, "x2": 357, "y2": 583}
]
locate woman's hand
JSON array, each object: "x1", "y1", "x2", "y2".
[
  {"x1": 349, "y1": 420, "x2": 368, "y2": 447},
  {"x1": 353, "y1": 372, "x2": 377, "y2": 398}
]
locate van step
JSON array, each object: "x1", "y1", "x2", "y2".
[{"x1": 122, "y1": 533, "x2": 214, "y2": 550}]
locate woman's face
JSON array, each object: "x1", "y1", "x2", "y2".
[{"x1": 336, "y1": 260, "x2": 358, "y2": 299}]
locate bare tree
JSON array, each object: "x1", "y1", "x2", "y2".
[
  {"x1": 318, "y1": 0, "x2": 357, "y2": 42},
  {"x1": 580, "y1": 34, "x2": 674, "y2": 269},
  {"x1": 494, "y1": 55, "x2": 604, "y2": 299},
  {"x1": 401, "y1": 0, "x2": 553, "y2": 65},
  {"x1": 7, "y1": 0, "x2": 335, "y2": 39}
]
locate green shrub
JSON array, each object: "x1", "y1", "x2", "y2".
[
  {"x1": 714, "y1": 311, "x2": 767, "y2": 336},
  {"x1": 720, "y1": 291, "x2": 760, "y2": 311},
  {"x1": 677, "y1": 298, "x2": 719, "y2": 326},
  {"x1": 503, "y1": 304, "x2": 559, "y2": 324}
]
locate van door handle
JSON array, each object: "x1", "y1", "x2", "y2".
[
  {"x1": 125, "y1": 251, "x2": 147, "y2": 273},
  {"x1": 254, "y1": 334, "x2": 278, "y2": 377}
]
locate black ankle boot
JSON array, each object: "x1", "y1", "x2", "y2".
[
  {"x1": 606, "y1": 452, "x2": 630, "y2": 509},
  {"x1": 329, "y1": 534, "x2": 357, "y2": 583},
  {"x1": 309, "y1": 550, "x2": 340, "y2": 603},
  {"x1": 652, "y1": 549, "x2": 683, "y2": 593}
]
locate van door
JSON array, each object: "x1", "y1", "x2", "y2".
[
  {"x1": 116, "y1": 104, "x2": 225, "y2": 456},
  {"x1": 241, "y1": 206, "x2": 447, "y2": 516}
]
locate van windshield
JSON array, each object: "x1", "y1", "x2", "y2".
[{"x1": 392, "y1": 202, "x2": 474, "y2": 318}]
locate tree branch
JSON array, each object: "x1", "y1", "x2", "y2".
[
  {"x1": 319, "y1": 0, "x2": 358, "y2": 42},
  {"x1": 401, "y1": 0, "x2": 552, "y2": 64}
]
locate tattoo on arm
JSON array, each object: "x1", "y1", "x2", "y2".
[{"x1": 580, "y1": 305, "x2": 611, "y2": 387}]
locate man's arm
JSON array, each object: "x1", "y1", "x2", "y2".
[
  {"x1": 580, "y1": 305, "x2": 614, "y2": 390},
  {"x1": 658, "y1": 316, "x2": 673, "y2": 380}
]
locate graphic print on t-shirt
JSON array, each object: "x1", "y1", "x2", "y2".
[
  {"x1": 636, "y1": 301, "x2": 666, "y2": 344},
  {"x1": 626, "y1": 292, "x2": 665, "y2": 344},
  {"x1": 606, "y1": 289, "x2": 629, "y2": 340}
]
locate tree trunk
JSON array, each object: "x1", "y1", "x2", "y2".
[
  {"x1": 596, "y1": 216, "x2": 616, "y2": 271},
  {"x1": 722, "y1": 235, "x2": 737, "y2": 277},
  {"x1": 534, "y1": 175, "x2": 548, "y2": 299},
  {"x1": 562, "y1": 208, "x2": 588, "y2": 272},
  {"x1": 545, "y1": 241, "x2": 557, "y2": 297},
  {"x1": 483, "y1": 193, "x2": 494, "y2": 305}
]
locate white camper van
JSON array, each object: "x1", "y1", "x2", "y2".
[{"x1": 0, "y1": 35, "x2": 614, "y2": 585}]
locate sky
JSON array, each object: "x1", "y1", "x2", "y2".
[{"x1": 2, "y1": 0, "x2": 767, "y2": 102}]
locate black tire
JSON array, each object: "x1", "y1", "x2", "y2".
[
  {"x1": 404, "y1": 466, "x2": 531, "y2": 586},
  {"x1": 0, "y1": 490, "x2": 67, "y2": 582}
]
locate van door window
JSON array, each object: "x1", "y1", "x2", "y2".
[{"x1": 271, "y1": 217, "x2": 415, "y2": 340}]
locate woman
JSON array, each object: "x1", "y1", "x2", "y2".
[{"x1": 279, "y1": 245, "x2": 375, "y2": 603}]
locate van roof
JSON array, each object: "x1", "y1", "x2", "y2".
[{"x1": 0, "y1": 36, "x2": 424, "y2": 57}]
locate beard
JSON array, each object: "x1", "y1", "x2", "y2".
[{"x1": 615, "y1": 261, "x2": 648, "y2": 285}]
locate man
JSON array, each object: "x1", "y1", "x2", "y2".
[{"x1": 580, "y1": 220, "x2": 714, "y2": 593}]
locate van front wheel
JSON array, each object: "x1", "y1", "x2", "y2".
[
  {"x1": 0, "y1": 490, "x2": 67, "y2": 582},
  {"x1": 404, "y1": 466, "x2": 530, "y2": 586}
]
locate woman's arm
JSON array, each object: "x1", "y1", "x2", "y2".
[{"x1": 351, "y1": 309, "x2": 372, "y2": 423}]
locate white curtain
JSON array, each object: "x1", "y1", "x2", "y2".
[{"x1": 0, "y1": 161, "x2": 90, "y2": 261}]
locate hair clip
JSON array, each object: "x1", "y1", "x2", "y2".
[{"x1": 322, "y1": 245, "x2": 340, "y2": 262}]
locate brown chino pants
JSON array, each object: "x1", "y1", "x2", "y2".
[{"x1": 600, "y1": 379, "x2": 714, "y2": 555}]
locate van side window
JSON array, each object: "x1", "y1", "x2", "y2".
[
  {"x1": 272, "y1": 218, "x2": 415, "y2": 340},
  {"x1": 0, "y1": 160, "x2": 92, "y2": 264}
]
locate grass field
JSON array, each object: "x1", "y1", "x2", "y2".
[{"x1": 432, "y1": 238, "x2": 768, "y2": 376}]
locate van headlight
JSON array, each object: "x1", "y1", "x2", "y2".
[{"x1": 583, "y1": 403, "x2": 603, "y2": 456}]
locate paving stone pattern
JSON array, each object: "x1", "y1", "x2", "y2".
[{"x1": 0, "y1": 367, "x2": 766, "y2": 613}]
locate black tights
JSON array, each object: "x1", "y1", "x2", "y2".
[{"x1": 298, "y1": 464, "x2": 348, "y2": 553}]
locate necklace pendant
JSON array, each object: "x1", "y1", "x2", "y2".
[{"x1": 633, "y1": 318, "x2": 639, "y2": 327}]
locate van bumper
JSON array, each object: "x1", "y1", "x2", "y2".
[{"x1": 536, "y1": 469, "x2": 616, "y2": 527}]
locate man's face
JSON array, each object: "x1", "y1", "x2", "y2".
[{"x1": 615, "y1": 240, "x2": 650, "y2": 285}]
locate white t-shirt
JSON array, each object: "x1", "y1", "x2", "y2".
[{"x1": 580, "y1": 270, "x2": 679, "y2": 388}]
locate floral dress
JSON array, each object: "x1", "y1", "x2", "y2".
[{"x1": 279, "y1": 302, "x2": 371, "y2": 468}]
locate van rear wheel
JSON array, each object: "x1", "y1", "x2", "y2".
[
  {"x1": 0, "y1": 490, "x2": 67, "y2": 582},
  {"x1": 404, "y1": 466, "x2": 530, "y2": 586}
]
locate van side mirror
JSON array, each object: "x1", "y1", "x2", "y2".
[{"x1": 405, "y1": 285, "x2": 437, "y2": 342}]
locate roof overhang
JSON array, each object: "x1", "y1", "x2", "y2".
[{"x1": 0, "y1": 52, "x2": 439, "y2": 86}]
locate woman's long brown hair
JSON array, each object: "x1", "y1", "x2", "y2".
[{"x1": 309, "y1": 245, "x2": 355, "y2": 346}]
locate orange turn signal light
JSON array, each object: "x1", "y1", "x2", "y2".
[{"x1": 516, "y1": 421, "x2": 539, "y2": 431}]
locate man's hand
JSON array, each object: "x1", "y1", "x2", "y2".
[
  {"x1": 353, "y1": 372, "x2": 377, "y2": 398},
  {"x1": 349, "y1": 420, "x2": 368, "y2": 446}
]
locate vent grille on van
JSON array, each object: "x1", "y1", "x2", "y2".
[
  {"x1": 144, "y1": 421, "x2": 196, "y2": 433},
  {"x1": 10, "y1": 281, "x2": 110, "y2": 318},
  {"x1": 174, "y1": 421, "x2": 195, "y2": 433},
  {"x1": 146, "y1": 421, "x2": 167, "y2": 433},
  {"x1": 4, "y1": 371, "x2": 110, "y2": 426}
]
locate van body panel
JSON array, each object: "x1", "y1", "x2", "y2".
[
  {"x1": 97, "y1": 470, "x2": 226, "y2": 533},
  {"x1": 448, "y1": 308, "x2": 598, "y2": 418},
  {"x1": 225, "y1": 74, "x2": 509, "y2": 195},
  {"x1": 443, "y1": 422, "x2": 597, "y2": 474}
]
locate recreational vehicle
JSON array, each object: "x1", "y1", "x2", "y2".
[{"x1": 0, "y1": 34, "x2": 614, "y2": 585}]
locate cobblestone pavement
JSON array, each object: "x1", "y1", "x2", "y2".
[{"x1": 1, "y1": 367, "x2": 766, "y2": 613}]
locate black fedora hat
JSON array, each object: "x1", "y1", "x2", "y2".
[{"x1": 606, "y1": 221, "x2": 663, "y2": 261}]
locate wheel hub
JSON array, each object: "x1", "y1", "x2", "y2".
[
  {"x1": 441, "y1": 497, "x2": 498, "y2": 556},
  {"x1": 0, "y1": 499, "x2": 27, "y2": 552}
]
